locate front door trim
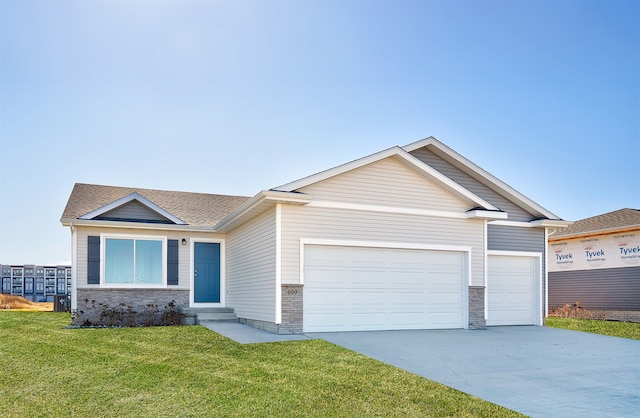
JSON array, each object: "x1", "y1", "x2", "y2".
[{"x1": 190, "y1": 238, "x2": 226, "y2": 307}]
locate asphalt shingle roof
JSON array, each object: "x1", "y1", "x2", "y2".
[
  {"x1": 61, "y1": 183, "x2": 250, "y2": 227},
  {"x1": 554, "y1": 208, "x2": 640, "y2": 237}
]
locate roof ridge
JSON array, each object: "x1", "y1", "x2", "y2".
[{"x1": 73, "y1": 182, "x2": 249, "y2": 199}]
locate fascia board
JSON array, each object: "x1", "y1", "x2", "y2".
[
  {"x1": 466, "y1": 210, "x2": 509, "y2": 220},
  {"x1": 274, "y1": 144, "x2": 498, "y2": 211},
  {"x1": 214, "y1": 190, "x2": 311, "y2": 232},
  {"x1": 394, "y1": 149, "x2": 499, "y2": 211},
  {"x1": 78, "y1": 192, "x2": 187, "y2": 225},
  {"x1": 60, "y1": 218, "x2": 216, "y2": 232},
  {"x1": 402, "y1": 136, "x2": 438, "y2": 152},
  {"x1": 548, "y1": 224, "x2": 639, "y2": 241},
  {"x1": 262, "y1": 190, "x2": 313, "y2": 205},
  {"x1": 274, "y1": 146, "x2": 403, "y2": 191},
  {"x1": 404, "y1": 137, "x2": 563, "y2": 220},
  {"x1": 529, "y1": 219, "x2": 574, "y2": 228},
  {"x1": 61, "y1": 218, "x2": 74, "y2": 227}
]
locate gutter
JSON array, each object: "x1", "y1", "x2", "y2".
[
  {"x1": 59, "y1": 190, "x2": 312, "y2": 234},
  {"x1": 529, "y1": 219, "x2": 573, "y2": 228},
  {"x1": 214, "y1": 190, "x2": 312, "y2": 232},
  {"x1": 465, "y1": 209, "x2": 508, "y2": 220},
  {"x1": 60, "y1": 218, "x2": 218, "y2": 233}
]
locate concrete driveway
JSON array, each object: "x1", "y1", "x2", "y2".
[{"x1": 308, "y1": 326, "x2": 640, "y2": 418}]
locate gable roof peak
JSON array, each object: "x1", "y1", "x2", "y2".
[
  {"x1": 402, "y1": 136, "x2": 440, "y2": 151},
  {"x1": 78, "y1": 191, "x2": 187, "y2": 225},
  {"x1": 273, "y1": 144, "x2": 499, "y2": 211},
  {"x1": 61, "y1": 183, "x2": 250, "y2": 227},
  {"x1": 403, "y1": 137, "x2": 563, "y2": 220}
]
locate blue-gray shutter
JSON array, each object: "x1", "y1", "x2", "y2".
[
  {"x1": 87, "y1": 236, "x2": 100, "y2": 285},
  {"x1": 167, "y1": 239, "x2": 179, "y2": 285}
]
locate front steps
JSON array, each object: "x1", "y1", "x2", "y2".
[{"x1": 180, "y1": 307, "x2": 238, "y2": 325}]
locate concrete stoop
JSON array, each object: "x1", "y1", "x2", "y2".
[{"x1": 180, "y1": 307, "x2": 238, "y2": 325}]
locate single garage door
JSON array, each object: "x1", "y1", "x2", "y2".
[
  {"x1": 487, "y1": 254, "x2": 539, "y2": 326},
  {"x1": 303, "y1": 245, "x2": 466, "y2": 332}
]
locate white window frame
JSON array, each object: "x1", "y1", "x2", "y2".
[{"x1": 100, "y1": 233, "x2": 167, "y2": 288}]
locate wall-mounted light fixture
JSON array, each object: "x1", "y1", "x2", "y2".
[{"x1": 181, "y1": 238, "x2": 187, "y2": 245}]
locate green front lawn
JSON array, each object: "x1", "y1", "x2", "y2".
[
  {"x1": 0, "y1": 312, "x2": 521, "y2": 417},
  {"x1": 546, "y1": 316, "x2": 640, "y2": 340}
]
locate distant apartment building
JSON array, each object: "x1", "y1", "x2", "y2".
[{"x1": 1, "y1": 264, "x2": 71, "y2": 302}]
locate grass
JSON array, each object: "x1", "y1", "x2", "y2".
[
  {"x1": 0, "y1": 312, "x2": 522, "y2": 417},
  {"x1": 0, "y1": 294, "x2": 52, "y2": 311},
  {"x1": 546, "y1": 317, "x2": 640, "y2": 340}
]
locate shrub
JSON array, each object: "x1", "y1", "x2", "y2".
[
  {"x1": 72, "y1": 299, "x2": 184, "y2": 327},
  {"x1": 550, "y1": 302, "x2": 593, "y2": 319}
]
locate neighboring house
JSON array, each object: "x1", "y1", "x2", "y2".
[
  {"x1": 60, "y1": 137, "x2": 571, "y2": 333},
  {"x1": 548, "y1": 208, "x2": 640, "y2": 322}
]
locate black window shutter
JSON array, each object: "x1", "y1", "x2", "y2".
[
  {"x1": 87, "y1": 236, "x2": 100, "y2": 285},
  {"x1": 167, "y1": 239, "x2": 179, "y2": 285}
]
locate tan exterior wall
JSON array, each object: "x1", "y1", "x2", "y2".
[
  {"x1": 280, "y1": 205, "x2": 485, "y2": 286},
  {"x1": 300, "y1": 157, "x2": 469, "y2": 212},
  {"x1": 281, "y1": 155, "x2": 485, "y2": 285},
  {"x1": 74, "y1": 225, "x2": 225, "y2": 290},
  {"x1": 226, "y1": 208, "x2": 277, "y2": 323}
]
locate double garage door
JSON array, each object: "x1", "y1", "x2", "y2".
[
  {"x1": 303, "y1": 245, "x2": 466, "y2": 332},
  {"x1": 303, "y1": 245, "x2": 541, "y2": 332}
]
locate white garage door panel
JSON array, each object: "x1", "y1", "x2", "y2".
[
  {"x1": 487, "y1": 255, "x2": 538, "y2": 326},
  {"x1": 304, "y1": 245, "x2": 465, "y2": 332}
]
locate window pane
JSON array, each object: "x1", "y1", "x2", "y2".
[
  {"x1": 105, "y1": 239, "x2": 134, "y2": 283},
  {"x1": 135, "y1": 240, "x2": 162, "y2": 284}
]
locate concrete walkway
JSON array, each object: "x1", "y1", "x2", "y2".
[
  {"x1": 308, "y1": 326, "x2": 640, "y2": 418},
  {"x1": 200, "y1": 321, "x2": 311, "y2": 344}
]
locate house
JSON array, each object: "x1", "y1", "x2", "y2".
[
  {"x1": 548, "y1": 208, "x2": 640, "y2": 322},
  {"x1": 60, "y1": 137, "x2": 571, "y2": 333}
]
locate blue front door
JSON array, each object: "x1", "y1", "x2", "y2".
[{"x1": 194, "y1": 242, "x2": 221, "y2": 303}]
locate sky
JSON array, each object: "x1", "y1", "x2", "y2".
[{"x1": 1, "y1": 0, "x2": 639, "y2": 265}]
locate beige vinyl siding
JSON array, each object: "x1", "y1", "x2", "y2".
[
  {"x1": 76, "y1": 227, "x2": 90, "y2": 287},
  {"x1": 280, "y1": 205, "x2": 485, "y2": 286},
  {"x1": 74, "y1": 226, "x2": 222, "y2": 289},
  {"x1": 226, "y1": 208, "x2": 277, "y2": 323},
  {"x1": 299, "y1": 157, "x2": 469, "y2": 212},
  {"x1": 410, "y1": 148, "x2": 534, "y2": 221}
]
